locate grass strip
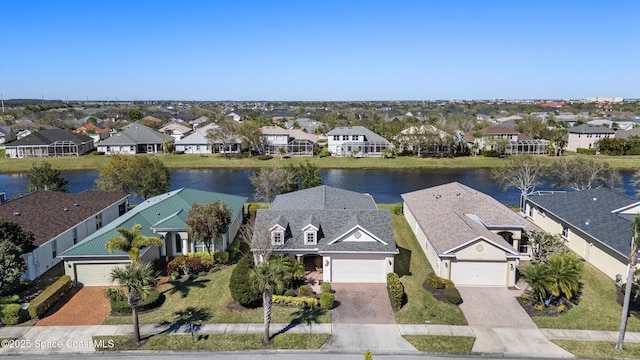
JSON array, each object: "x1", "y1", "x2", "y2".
[
  {"x1": 402, "y1": 335, "x2": 475, "y2": 353},
  {"x1": 552, "y1": 340, "x2": 640, "y2": 359}
]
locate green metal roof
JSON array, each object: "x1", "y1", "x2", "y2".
[{"x1": 60, "y1": 188, "x2": 247, "y2": 258}]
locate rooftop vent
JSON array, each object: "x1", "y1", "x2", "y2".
[
  {"x1": 592, "y1": 197, "x2": 597, "y2": 201},
  {"x1": 435, "y1": 195, "x2": 442, "y2": 199},
  {"x1": 13, "y1": 212, "x2": 20, "y2": 216},
  {"x1": 63, "y1": 208, "x2": 68, "y2": 212},
  {"x1": 456, "y1": 192, "x2": 461, "y2": 196},
  {"x1": 74, "y1": 203, "x2": 79, "y2": 206}
]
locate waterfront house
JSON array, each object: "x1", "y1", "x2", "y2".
[
  {"x1": 159, "y1": 121, "x2": 193, "y2": 140},
  {"x1": 175, "y1": 123, "x2": 243, "y2": 154},
  {"x1": 5, "y1": 129, "x2": 95, "y2": 158},
  {"x1": 96, "y1": 122, "x2": 174, "y2": 155},
  {"x1": 464, "y1": 126, "x2": 548, "y2": 155},
  {"x1": 326, "y1": 126, "x2": 392, "y2": 157},
  {"x1": 566, "y1": 124, "x2": 615, "y2": 152},
  {"x1": 261, "y1": 126, "x2": 318, "y2": 156},
  {"x1": 0, "y1": 126, "x2": 17, "y2": 144},
  {"x1": 73, "y1": 123, "x2": 111, "y2": 144}
]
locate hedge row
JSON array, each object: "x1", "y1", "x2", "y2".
[
  {"x1": 167, "y1": 252, "x2": 229, "y2": 275},
  {"x1": 576, "y1": 148, "x2": 596, "y2": 155},
  {"x1": 28, "y1": 275, "x2": 72, "y2": 319},
  {"x1": 272, "y1": 295, "x2": 318, "y2": 308},
  {"x1": 109, "y1": 289, "x2": 162, "y2": 313},
  {"x1": 387, "y1": 273, "x2": 404, "y2": 309},
  {"x1": 426, "y1": 273, "x2": 454, "y2": 289}
]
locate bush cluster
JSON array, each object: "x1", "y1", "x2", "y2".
[
  {"x1": 320, "y1": 282, "x2": 332, "y2": 293},
  {"x1": 248, "y1": 203, "x2": 260, "y2": 218},
  {"x1": 576, "y1": 148, "x2": 596, "y2": 155},
  {"x1": 272, "y1": 295, "x2": 318, "y2": 308},
  {"x1": 227, "y1": 239, "x2": 242, "y2": 260},
  {"x1": 387, "y1": 272, "x2": 404, "y2": 309},
  {"x1": 426, "y1": 273, "x2": 454, "y2": 289},
  {"x1": 257, "y1": 155, "x2": 273, "y2": 160},
  {"x1": 297, "y1": 285, "x2": 314, "y2": 297},
  {"x1": 167, "y1": 252, "x2": 229, "y2": 275},
  {"x1": 213, "y1": 251, "x2": 229, "y2": 265},
  {"x1": 28, "y1": 275, "x2": 72, "y2": 319},
  {"x1": 319, "y1": 293, "x2": 335, "y2": 309},
  {"x1": 0, "y1": 295, "x2": 20, "y2": 304},
  {"x1": 445, "y1": 287, "x2": 462, "y2": 305},
  {"x1": 392, "y1": 204, "x2": 403, "y2": 215},
  {"x1": 229, "y1": 254, "x2": 261, "y2": 307},
  {"x1": 480, "y1": 149, "x2": 500, "y2": 157},
  {"x1": 0, "y1": 303, "x2": 27, "y2": 325},
  {"x1": 109, "y1": 289, "x2": 161, "y2": 313}
]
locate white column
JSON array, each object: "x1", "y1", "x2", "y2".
[
  {"x1": 160, "y1": 234, "x2": 167, "y2": 257},
  {"x1": 182, "y1": 238, "x2": 188, "y2": 255}
]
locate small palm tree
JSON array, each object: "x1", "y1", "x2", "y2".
[
  {"x1": 546, "y1": 254, "x2": 582, "y2": 302},
  {"x1": 616, "y1": 214, "x2": 640, "y2": 351},
  {"x1": 106, "y1": 224, "x2": 162, "y2": 264},
  {"x1": 104, "y1": 263, "x2": 159, "y2": 345},
  {"x1": 519, "y1": 262, "x2": 553, "y2": 305},
  {"x1": 251, "y1": 259, "x2": 287, "y2": 344}
]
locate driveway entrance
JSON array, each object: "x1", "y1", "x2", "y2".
[
  {"x1": 36, "y1": 286, "x2": 111, "y2": 326},
  {"x1": 330, "y1": 283, "x2": 395, "y2": 324}
]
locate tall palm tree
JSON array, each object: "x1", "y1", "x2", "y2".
[
  {"x1": 105, "y1": 224, "x2": 162, "y2": 264},
  {"x1": 251, "y1": 260, "x2": 287, "y2": 344},
  {"x1": 616, "y1": 214, "x2": 640, "y2": 351},
  {"x1": 104, "y1": 263, "x2": 159, "y2": 344},
  {"x1": 546, "y1": 253, "x2": 583, "y2": 302}
]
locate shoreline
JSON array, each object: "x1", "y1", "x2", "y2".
[{"x1": 0, "y1": 153, "x2": 638, "y2": 174}]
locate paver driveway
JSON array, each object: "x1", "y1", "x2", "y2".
[
  {"x1": 330, "y1": 283, "x2": 395, "y2": 324},
  {"x1": 36, "y1": 286, "x2": 111, "y2": 326}
]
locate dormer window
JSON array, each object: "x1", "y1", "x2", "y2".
[
  {"x1": 272, "y1": 230, "x2": 284, "y2": 245},
  {"x1": 305, "y1": 230, "x2": 317, "y2": 245}
]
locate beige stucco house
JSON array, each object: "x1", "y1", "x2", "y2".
[
  {"x1": 566, "y1": 124, "x2": 615, "y2": 152},
  {"x1": 402, "y1": 182, "x2": 539, "y2": 287}
]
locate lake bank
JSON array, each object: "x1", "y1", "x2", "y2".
[{"x1": 0, "y1": 151, "x2": 638, "y2": 173}]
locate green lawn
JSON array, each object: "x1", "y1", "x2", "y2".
[
  {"x1": 101, "y1": 265, "x2": 330, "y2": 325},
  {"x1": 403, "y1": 335, "x2": 475, "y2": 353},
  {"x1": 1, "y1": 152, "x2": 638, "y2": 173},
  {"x1": 378, "y1": 204, "x2": 467, "y2": 325},
  {"x1": 530, "y1": 262, "x2": 640, "y2": 331},
  {"x1": 93, "y1": 333, "x2": 330, "y2": 351},
  {"x1": 552, "y1": 340, "x2": 640, "y2": 359}
]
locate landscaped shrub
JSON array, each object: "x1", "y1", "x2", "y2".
[
  {"x1": 213, "y1": 251, "x2": 230, "y2": 265},
  {"x1": 576, "y1": 148, "x2": 596, "y2": 155},
  {"x1": 109, "y1": 289, "x2": 161, "y2": 313},
  {"x1": 319, "y1": 293, "x2": 335, "y2": 309},
  {"x1": 284, "y1": 289, "x2": 295, "y2": 297},
  {"x1": 297, "y1": 285, "x2": 314, "y2": 297},
  {"x1": 320, "y1": 282, "x2": 332, "y2": 293},
  {"x1": 445, "y1": 287, "x2": 462, "y2": 305},
  {"x1": 168, "y1": 255, "x2": 204, "y2": 275},
  {"x1": 170, "y1": 271, "x2": 180, "y2": 281},
  {"x1": 387, "y1": 272, "x2": 404, "y2": 309},
  {"x1": 480, "y1": 149, "x2": 500, "y2": 158},
  {"x1": 171, "y1": 150, "x2": 185, "y2": 155},
  {"x1": 392, "y1": 204, "x2": 403, "y2": 215},
  {"x1": 557, "y1": 304, "x2": 566, "y2": 313},
  {"x1": 92, "y1": 151, "x2": 105, "y2": 156},
  {"x1": 319, "y1": 149, "x2": 331, "y2": 158},
  {"x1": 229, "y1": 253, "x2": 261, "y2": 307},
  {"x1": 0, "y1": 295, "x2": 20, "y2": 304},
  {"x1": 0, "y1": 303, "x2": 26, "y2": 325},
  {"x1": 272, "y1": 295, "x2": 318, "y2": 308},
  {"x1": 248, "y1": 203, "x2": 260, "y2": 218},
  {"x1": 27, "y1": 275, "x2": 72, "y2": 319},
  {"x1": 426, "y1": 273, "x2": 449, "y2": 289},
  {"x1": 227, "y1": 238, "x2": 241, "y2": 260},
  {"x1": 239, "y1": 241, "x2": 251, "y2": 255},
  {"x1": 198, "y1": 252, "x2": 215, "y2": 270},
  {"x1": 152, "y1": 257, "x2": 168, "y2": 274},
  {"x1": 257, "y1": 155, "x2": 273, "y2": 160},
  {"x1": 443, "y1": 279, "x2": 455, "y2": 289},
  {"x1": 167, "y1": 255, "x2": 187, "y2": 274}
]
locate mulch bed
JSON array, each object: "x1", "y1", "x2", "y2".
[
  {"x1": 422, "y1": 281, "x2": 449, "y2": 303},
  {"x1": 516, "y1": 296, "x2": 564, "y2": 317}
]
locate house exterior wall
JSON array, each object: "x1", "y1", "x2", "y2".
[
  {"x1": 567, "y1": 132, "x2": 613, "y2": 152},
  {"x1": 403, "y1": 203, "x2": 446, "y2": 277},
  {"x1": 454, "y1": 240, "x2": 508, "y2": 260},
  {"x1": 525, "y1": 202, "x2": 627, "y2": 280},
  {"x1": 97, "y1": 144, "x2": 137, "y2": 155},
  {"x1": 176, "y1": 144, "x2": 212, "y2": 154},
  {"x1": 65, "y1": 259, "x2": 129, "y2": 286}
]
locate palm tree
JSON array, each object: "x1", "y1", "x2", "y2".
[
  {"x1": 616, "y1": 214, "x2": 640, "y2": 351},
  {"x1": 105, "y1": 224, "x2": 163, "y2": 264},
  {"x1": 251, "y1": 260, "x2": 287, "y2": 344},
  {"x1": 519, "y1": 262, "x2": 553, "y2": 305},
  {"x1": 546, "y1": 254, "x2": 583, "y2": 303},
  {"x1": 104, "y1": 263, "x2": 159, "y2": 345}
]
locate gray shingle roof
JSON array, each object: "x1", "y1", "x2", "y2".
[
  {"x1": 401, "y1": 182, "x2": 533, "y2": 255},
  {"x1": 568, "y1": 124, "x2": 616, "y2": 134},
  {"x1": 98, "y1": 122, "x2": 173, "y2": 146},
  {"x1": 270, "y1": 185, "x2": 377, "y2": 210},
  {"x1": 6, "y1": 129, "x2": 93, "y2": 147},
  {"x1": 526, "y1": 189, "x2": 638, "y2": 257}
]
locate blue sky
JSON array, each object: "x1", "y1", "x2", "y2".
[{"x1": 1, "y1": 1, "x2": 638, "y2": 101}]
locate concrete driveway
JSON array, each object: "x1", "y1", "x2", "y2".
[
  {"x1": 321, "y1": 283, "x2": 417, "y2": 352},
  {"x1": 457, "y1": 286, "x2": 573, "y2": 357}
]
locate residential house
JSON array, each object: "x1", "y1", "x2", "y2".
[
  {"x1": 524, "y1": 189, "x2": 640, "y2": 281},
  {"x1": 140, "y1": 115, "x2": 163, "y2": 125},
  {"x1": 396, "y1": 125, "x2": 467, "y2": 156},
  {"x1": 284, "y1": 118, "x2": 325, "y2": 134},
  {"x1": 225, "y1": 111, "x2": 245, "y2": 122},
  {"x1": 175, "y1": 123, "x2": 242, "y2": 154},
  {"x1": 464, "y1": 126, "x2": 548, "y2": 155},
  {"x1": 159, "y1": 121, "x2": 193, "y2": 140},
  {"x1": 189, "y1": 116, "x2": 209, "y2": 128},
  {"x1": 261, "y1": 126, "x2": 318, "y2": 156},
  {"x1": 402, "y1": 182, "x2": 538, "y2": 287},
  {"x1": 0, "y1": 126, "x2": 17, "y2": 144},
  {"x1": 566, "y1": 124, "x2": 615, "y2": 152},
  {"x1": 587, "y1": 119, "x2": 637, "y2": 131},
  {"x1": 326, "y1": 126, "x2": 392, "y2": 157},
  {"x1": 73, "y1": 123, "x2": 111, "y2": 144},
  {"x1": 615, "y1": 128, "x2": 640, "y2": 140},
  {"x1": 0, "y1": 190, "x2": 129, "y2": 280},
  {"x1": 5, "y1": 129, "x2": 95, "y2": 158},
  {"x1": 252, "y1": 186, "x2": 398, "y2": 283},
  {"x1": 60, "y1": 188, "x2": 247, "y2": 286},
  {"x1": 96, "y1": 122, "x2": 174, "y2": 155}
]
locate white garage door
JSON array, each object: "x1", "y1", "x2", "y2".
[
  {"x1": 331, "y1": 257, "x2": 385, "y2": 283},
  {"x1": 450, "y1": 261, "x2": 506, "y2": 286},
  {"x1": 75, "y1": 263, "x2": 125, "y2": 286}
]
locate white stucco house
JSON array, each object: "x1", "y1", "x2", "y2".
[
  {"x1": 261, "y1": 126, "x2": 318, "y2": 156},
  {"x1": 252, "y1": 186, "x2": 398, "y2": 283},
  {"x1": 0, "y1": 190, "x2": 129, "y2": 280},
  {"x1": 326, "y1": 126, "x2": 392, "y2": 157},
  {"x1": 402, "y1": 182, "x2": 539, "y2": 287},
  {"x1": 97, "y1": 122, "x2": 174, "y2": 155},
  {"x1": 159, "y1": 121, "x2": 193, "y2": 140},
  {"x1": 59, "y1": 188, "x2": 247, "y2": 286}
]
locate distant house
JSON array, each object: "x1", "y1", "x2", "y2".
[
  {"x1": 566, "y1": 124, "x2": 615, "y2": 152},
  {"x1": 587, "y1": 119, "x2": 637, "y2": 131},
  {"x1": 253, "y1": 186, "x2": 398, "y2": 283},
  {"x1": 140, "y1": 115, "x2": 163, "y2": 124},
  {"x1": 524, "y1": 189, "x2": 640, "y2": 281},
  {"x1": 285, "y1": 118, "x2": 324, "y2": 134},
  {"x1": 402, "y1": 182, "x2": 538, "y2": 287},
  {"x1": 175, "y1": 123, "x2": 242, "y2": 154},
  {"x1": 615, "y1": 128, "x2": 640, "y2": 139},
  {"x1": 189, "y1": 116, "x2": 209, "y2": 127},
  {"x1": 261, "y1": 109, "x2": 296, "y2": 122},
  {"x1": 159, "y1": 121, "x2": 192, "y2": 140},
  {"x1": 261, "y1": 126, "x2": 318, "y2": 156},
  {"x1": 0, "y1": 190, "x2": 129, "y2": 280},
  {"x1": 60, "y1": 188, "x2": 246, "y2": 286},
  {"x1": 326, "y1": 126, "x2": 392, "y2": 157},
  {"x1": 5, "y1": 129, "x2": 95, "y2": 158},
  {"x1": 0, "y1": 126, "x2": 17, "y2": 144},
  {"x1": 396, "y1": 125, "x2": 467, "y2": 156},
  {"x1": 225, "y1": 111, "x2": 245, "y2": 122},
  {"x1": 73, "y1": 123, "x2": 111, "y2": 143},
  {"x1": 464, "y1": 126, "x2": 548, "y2": 155},
  {"x1": 97, "y1": 122, "x2": 174, "y2": 155}
]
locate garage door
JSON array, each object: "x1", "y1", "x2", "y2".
[
  {"x1": 75, "y1": 263, "x2": 125, "y2": 286},
  {"x1": 450, "y1": 261, "x2": 506, "y2": 286},
  {"x1": 331, "y1": 257, "x2": 385, "y2": 283}
]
